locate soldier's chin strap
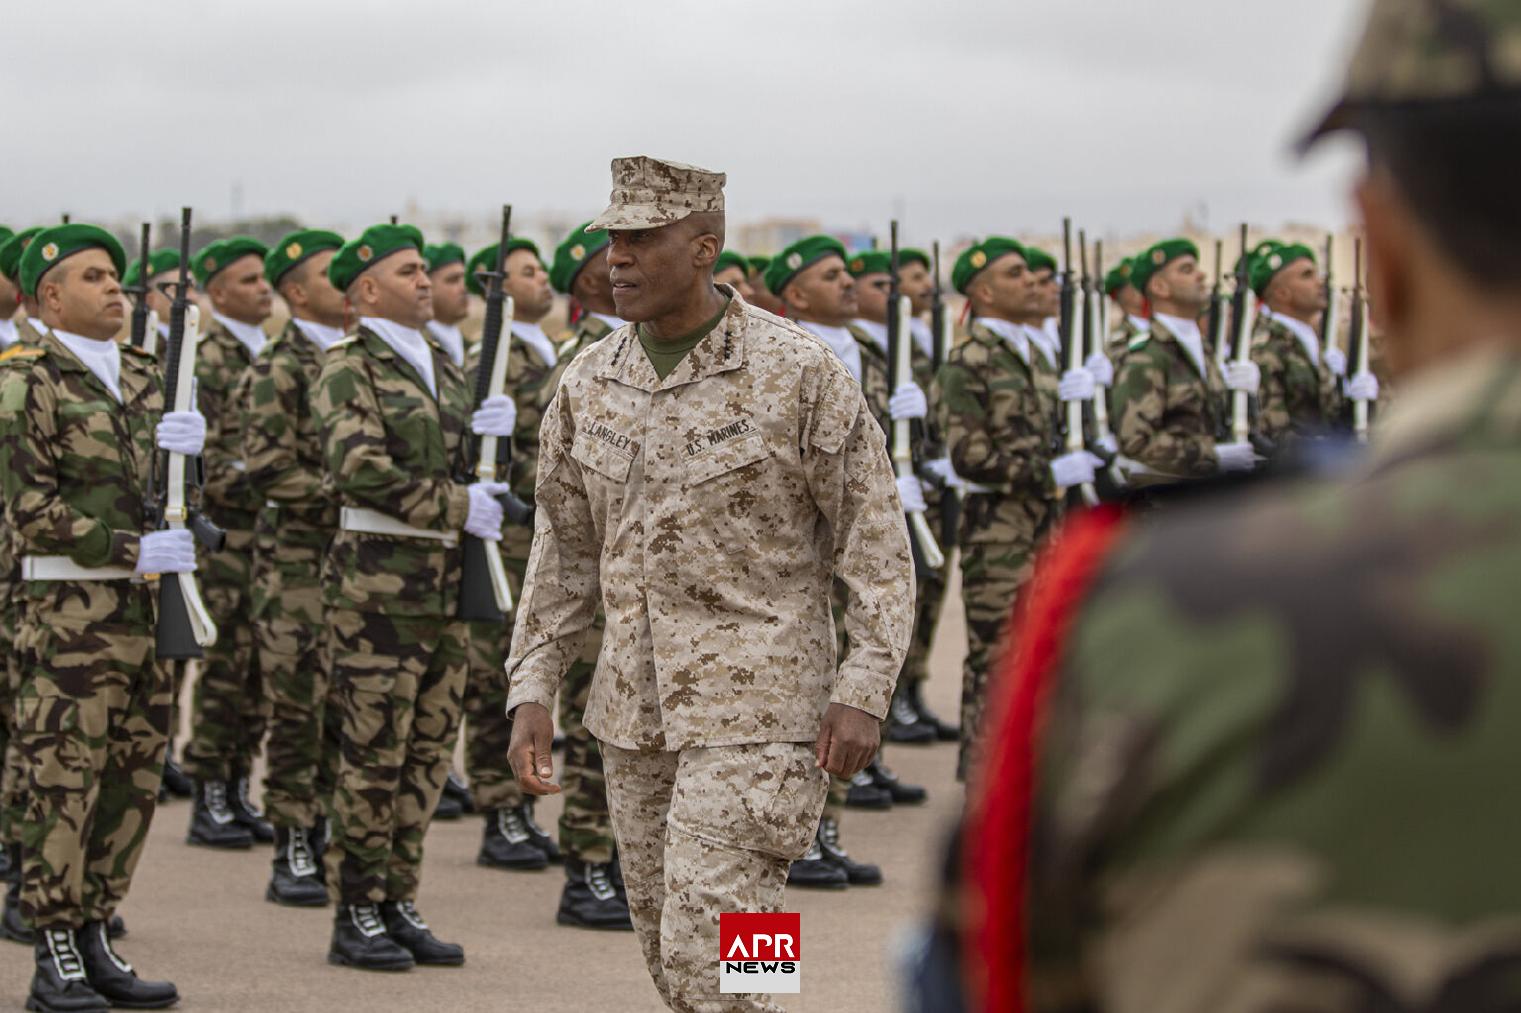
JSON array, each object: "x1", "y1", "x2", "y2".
[{"x1": 960, "y1": 504, "x2": 1128, "y2": 1013}]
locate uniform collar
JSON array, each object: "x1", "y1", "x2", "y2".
[
  {"x1": 595, "y1": 284, "x2": 747, "y2": 393},
  {"x1": 851, "y1": 318, "x2": 889, "y2": 352},
  {"x1": 293, "y1": 317, "x2": 346, "y2": 352},
  {"x1": 801, "y1": 321, "x2": 862, "y2": 382},
  {"x1": 976, "y1": 317, "x2": 1031, "y2": 366},
  {"x1": 1023, "y1": 322, "x2": 1058, "y2": 368},
  {"x1": 511, "y1": 320, "x2": 558, "y2": 368},
  {"x1": 211, "y1": 310, "x2": 267, "y2": 358},
  {"x1": 1154, "y1": 313, "x2": 1208, "y2": 378},
  {"x1": 424, "y1": 320, "x2": 465, "y2": 366},
  {"x1": 361, "y1": 316, "x2": 436, "y2": 397},
  {"x1": 589, "y1": 312, "x2": 625, "y2": 329},
  {"x1": 1127, "y1": 314, "x2": 1151, "y2": 333},
  {"x1": 0, "y1": 318, "x2": 17, "y2": 349},
  {"x1": 1264, "y1": 307, "x2": 1321, "y2": 365},
  {"x1": 51, "y1": 328, "x2": 123, "y2": 402}
]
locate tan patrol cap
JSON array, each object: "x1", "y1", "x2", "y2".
[
  {"x1": 1299, "y1": 0, "x2": 1521, "y2": 152},
  {"x1": 587, "y1": 156, "x2": 725, "y2": 232}
]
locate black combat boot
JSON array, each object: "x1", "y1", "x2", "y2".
[
  {"x1": 158, "y1": 757, "x2": 193, "y2": 801},
  {"x1": 556, "y1": 859, "x2": 633, "y2": 930},
  {"x1": 327, "y1": 904, "x2": 414, "y2": 971},
  {"x1": 885, "y1": 687, "x2": 937, "y2": 744},
  {"x1": 818, "y1": 815, "x2": 882, "y2": 886},
  {"x1": 229, "y1": 771, "x2": 274, "y2": 843},
  {"x1": 105, "y1": 917, "x2": 125, "y2": 940},
  {"x1": 267, "y1": 826, "x2": 328, "y2": 907},
  {"x1": 432, "y1": 792, "x2": 463, "y2": 821},
  {"x1": 380, "y1": 901, "x2": 463, "y2": 966},
  {"x1": 441, "y1": 772, "x2": 474, "y2": 814},
  {"x1": 75, "y1": 920, "x2": 177, "y2": 1009},
  {"x1": 27, "y1": 927, "x2": 108, "y2": 1012},
  {"x1": 867, "y1": 756, "x2": 927, "y2": 804},
  {"x1": 2, "y1": 844, "x2": 32, "y2": 944},
  {"x1": 186, "y1": 781, "x2": 253, "y2": 849},
  {"x1": 521, "y1": 800, "x2": 560, "y2": 863},
  {"x1": 786, "y1": 837, "x2": 848, "y2": 890},
  {"x1": 476, "y1": 808, "x2": 548, "y2": 870},
  {"x1": 907, "y1": 681, "x2": 959, "y2": 742},
  {"x1": 844, "y1": 769, "x2": 893, "y2": 810}
]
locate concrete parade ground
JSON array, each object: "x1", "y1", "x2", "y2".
[{"x1": 0, "y1": 573, "x2": 972, "y2": 1012}]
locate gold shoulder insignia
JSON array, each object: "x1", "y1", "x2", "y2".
[
  {"x1": 330, "y1": 335, "x2": 360, "y2": 350},
  {"x1": 0, "y1": 345, "x2": 45, "y2": 364},
  {"x1": 1128, "y1": 334, "x2": 1152, "y2": 351}
]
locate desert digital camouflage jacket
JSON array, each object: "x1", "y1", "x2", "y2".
[
  {"x1": 1251, "y1": 313, "x2": 1346, "y2": 447},
  {"x1": 313, "y1": 323, "x2": 473, "y2": 618},
  {"x1": 1111, "y1": 317, "x2": 1227, "y2": 479},
  {"x1": 934, "y1": 319, "x2": 1060, "y2": 545},
  {"x1": 0, "y1": 332, "x2": 161, "y2": 625},
  {"x1": 1028, "y1": 344, "x2": 1521, "y2": 1012},
  {"x1": 504, "y1": 289, "x2": 914, "y2": 750}
]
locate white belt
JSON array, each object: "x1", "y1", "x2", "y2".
[
  {"x1": 960, "y1": 481, "x2": 1010, "y2": 495},
  {"x1": 22, "y1": 556, "x2": 135, "y2": 581},
  {"x1": 339, "y1": 507, "x2": 458, "y2": 547}
]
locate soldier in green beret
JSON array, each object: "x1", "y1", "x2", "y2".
[
  {"x1": 121, "y1": 250, "x2": 191, "y2": 354},
  {"x1": 1103, "y1": 256, "x2": 1150, "y2": 358},
  {"x1": 934, "y1": 237, "x2": 1098, "y2": 779},
  {"x1": 422, "y1": 243, "x2": 468, "y2": 369},
  {"x1": 0, "y1": 229, "x2": 49, "y2": 345},
  {"x1": 315, "y1": 222, "x2": 509, "y2": 969},
  {"x1": 235, "y1": 229, "x2": 348, "y2": 908},
  {"x1": 1, "y1": 223, "x2": 194, "y2": 1010},
  {"x1": 712, "y1": 249, "x2": 755, "y2": 302},
  {"x1": 1249, "y1": 240, "x2": 1378, "y2": 447},
  {"x1": 1019, "y1": 246, "x2": 1063, "y2": 376},
  {"x1": 1109, "y1": 239, "x2": 1260, "y2": 481},
  {"x1": 743, "y1": 254, "x2": 786, "y2": 315},
  {"x1": 179, "y1": 235, "x2": 277, "y2": 851},
  {"x1": 550, "y1": 221, "x2": 623, "y2": 363}
]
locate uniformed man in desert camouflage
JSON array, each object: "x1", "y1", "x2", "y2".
[{"x1": 505, "y1": 156, "x2": 915, "y2": 1013}]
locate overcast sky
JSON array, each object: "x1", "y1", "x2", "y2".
[{"x1": 2, "y1": 0, "x2": 1370, "y2": 242}]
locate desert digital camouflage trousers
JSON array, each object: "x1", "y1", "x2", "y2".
[
  {"x1": 957, "y1": 537, "x2": 1035, "y2": 781},
  {"x1": 253, "y1": 529, "x2": 334, "y2": 829},
  {"x1": 183, "y1": 530, "x2": 268, "y2": 782},
  {"x1": 602, "y1": 741, "x2": 828, "y2": 1013},
  {"x1": 14, "y1": 609, "x2": 170, "y2": 929},
  {"x1": 325, "y1": 609, "x2": 466, "y2": 905}
]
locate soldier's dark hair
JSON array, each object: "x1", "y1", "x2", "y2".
[{"x1": 1361, "y1": 98, "x2": 1521, "y2": 290}]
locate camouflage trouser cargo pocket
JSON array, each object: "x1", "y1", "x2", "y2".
[
  {"x1": 17, "y1": 694, "x2": 91, "y2": 796},
  {"x1": 671, "y1": 741, "x2": 827, "y2": 863}
]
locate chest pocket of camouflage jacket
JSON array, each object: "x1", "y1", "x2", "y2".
[
  {"x1": 57, "y1": 399, "x2": 128, "y2": 482},
  {"x1": 683, "y1": 426, "x2": 771, "y2": 555},
  {"x1": 571, "y1": 429, "x2": 633, "y2": 530},
  {"x1": 1167, "y1": 361, "x2": 1216, "y2": 428}
]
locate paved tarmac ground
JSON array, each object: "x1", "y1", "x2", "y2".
[{"x1": 0, "y1": 566, "x2": 971, "y2": 1012}]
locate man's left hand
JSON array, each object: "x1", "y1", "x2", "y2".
[{"x1": 815, "y1": 702, "x2": 880, "y2": 778}]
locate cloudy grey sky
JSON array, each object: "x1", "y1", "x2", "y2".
[{"x1": 2, "y1": 0, "x2": 1369, "y2": 241}]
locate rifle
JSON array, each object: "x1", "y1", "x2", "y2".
[
  {"x1": 458, "y1": 205, "x2": 534, "y2": 621},
  {"x1": 1227, "y1": 224, "x2": 1262, "y2": 448},
  {"x1": 1320, "y1": 234, "x2": 1340, "y2": 381},
  {"x1": 127, "y1": 223, "x2": 160, "y2": 356},
  {"x1": 146, "y1": 207, "x2": 220, "y2": 658},
  {"x1": 1348, "y1": 238, "x2": 1373, "y2": 442},
  {"x1": 1208, "y1": 239, "x2": 1230, "y2": 369},
  {"x1": 888, "y1": 221, "x2": 945, "y2": 573},
  {"x1": 1086, "y1": 239, "x2": 1125, "y2": 498},
  {"x1": 1059, "y1": 219, "x2": 1098, "y2": 509},
  {"x1": 930, "y1": 240, "x2": 960, "y2": 549}
]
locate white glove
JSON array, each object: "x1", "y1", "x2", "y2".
[
  {"x1": 1058, "y1": 368, "x2": 1096, "y2": 403},
  {"x1": 1346, "y1": 370, "x2": 1380, "y2": 402},
  {"x1": 896, "y1": 474, "x2": 927, "y2": 513},
  {"x1": 464, "y1": 481, "x2": 512, "y2": 540},
  {"x1": 155, "y1": 411, "x2": 206, "y2": 456},
  {"x1": 921, "y1": 457, "x2": 957, "y2": 486},
  {"x1": 1050, "y1": 450, "x2": 1100, "y2": 489},
  {"x1": 888, "y1": 383, "x2": 928, "y2": 422},
  {"x1": 1084, "y1": 352, "x2": 1114, "y2": 387},
  {"x1": 470, "y1": 394, "x2": 518, "y2": 438},
  {"x1": 136, "y1": 529, "x2": 197, "y2": 576},
  {"x1": 1323, "y1": 346, "x2": 1347, "y2": 377},
  {"x1": 1224, "y1": 360, "x2": 1261, "y2": 394},
  {"x1": 1094, "y1": 432, "x2": 1118, "y2": 457},
  {"x1": 1214, "y1": 441, "x2": 1257, "y2": 473}
]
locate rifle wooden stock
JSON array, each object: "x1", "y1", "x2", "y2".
[
  {"x1": 1087, "y1": 240, "x2": 1125, "y2": 497},
  {"x1": 1350, "y1": 239, "x2": 1373, "y2": 443},
  {"x1": 888, "y1": 222, "x2": 944, "y2": 572},
  {"x1": 1060, "y1": 221, "x2": 1098, "y2": 509},
  {"x1": 1228, "y1": 225, "x2": 1258, "y2": 446}
]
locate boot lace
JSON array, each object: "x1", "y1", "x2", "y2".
[
  {"x1": 585, "y1": 863, "x2": 617, "y2": 902},
  {"x1": 394, "y1": 900, "x2": 428, "y2": 931},
  {"x1": 205, "y1": 782, "x2": 235, "y2": 824},
  {"x1": 499, "y1": 808, "x2": 531, "y2": 845},
  {"x1": 45, "y1": 929, "x2": 86, "y2": 981},
  {"x1": 350, "y1": 904, "x2": 385, "y2": 938},
  {"x1": 287, "y1": 828, "x2": 318, "y2": 878}
]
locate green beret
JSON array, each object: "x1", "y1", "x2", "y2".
[
  {"x1": 193, "y1": 236, "x2": 269, "y2": 288},
  {"x1": 423, "y1": 243, "x2": 465, "y2": 273},
  {"x1": 328, "y1": 223, "x2": 425, "y2": 292},
  {"x1": 549, "y1": 222, "x2": 609, "y2": 295},
  {"x1": 465, "y1": 238, "x2": 543, "y2": 297},
  {"x1": 846, "y1": 250, "x2": 891, "y2": 277},
  {"x1": 714, "y1": 249, "x2": 749, "y2": 277},
  {"x1": 1103, "y1": 257, "x2": 1136, "y2": 296},
  {"x1": 1129, "y1": 238, "x2": 1201, "y2": 294},
  {"x1": 746, "y1": 255, "x2": 770, "y2": 274},
  {"x1": 900, "y1": 247, "x2": 931, "y2": 271},
  {"x1": 1022, "y1": 246, "x2": 1057, "y2": 274},
  {"x1": 1249, "y1": 241, "x2": 1316, "y2": 297},
  {"x1": 265, "y1": 229, "x2": 344, "y2": 287},
  {"x1": 763, "y1": 235, "x2": 847, "y2": 297},
  {"x1": 0, "y1": 227, "x2": 45, "y2": 283},
  {"x1": 124, "y1": 249, "x2": 183, "y2": 289},
  {"x1": 0, "y1": 227, "x2": 12, "y2": 249},
  {"x1": 951, "y1": 236, "x2": 1026, "y2": 295},
  {"x1": 19, "y1": 224, "x2": 127, "y2": 297}
]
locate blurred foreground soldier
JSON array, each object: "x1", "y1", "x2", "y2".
[
  {"x1": 954, "y1": 4, "x2": 1521, "y2": 1010},
  {"x1": 1102, "y1": 256, "x2": 1148, "y2": 359},
  {"x1": 506, "y1": 157, "x2": 914, "y2": 1012},
  {"x1": 184, "y1": 236, "x2": 275, "y2": 849},
  {"x1": 0, "y1": 225, "x2": 196, "y2": 1011},
  {"x1": 1110, "y1": 239, "x2": 1260, "y2": 483},
  {"x1": 934, "y1": 238, "x2": 1094, "y2": 780},
  {"x1": 240, "y1": 229, "x2": 348, "y2": 908},
  {"x1": 315, "y1": 224, "x2": 513, "y2": 969}
]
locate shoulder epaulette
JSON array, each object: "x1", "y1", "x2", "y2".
[
  {"x1": 330, "y1": 334, "x2": 360, "y2": 350},
  {"x1": 0, "y1": 345, "x2": 45, "y2": 365},
  {"x1": 1128, "y1": 333, "x2": 1152, "y2": 351},
  {"x1": 120, "y1": 343, "x2": 155, "y2": 359}
]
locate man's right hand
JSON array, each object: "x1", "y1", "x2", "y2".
[{"x1": 507, "y1": 702, "x2": 561, "y2": 795}]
